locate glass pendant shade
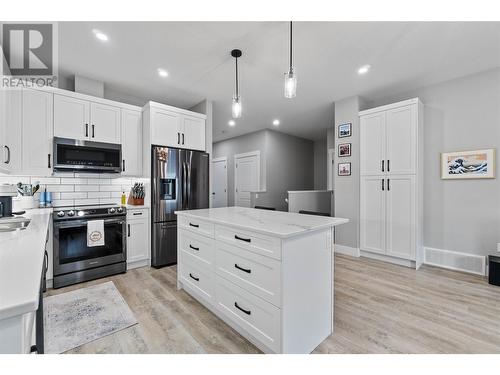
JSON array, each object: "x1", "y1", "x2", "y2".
[
  {"x1": 284, "y1": 69, "x2": 297, "y2": 98},
  {"x1": 232, "y1": 96, "x2": 242, "y2": 118}
]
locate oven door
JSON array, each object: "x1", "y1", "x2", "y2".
[{"x1": 53, "y1": 217, "x2": 127, "y2": 276}]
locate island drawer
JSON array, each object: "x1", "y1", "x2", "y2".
[
  {"x1": 179, "y1": 256, "x2": 214, "y2": 305},
  {"x1": 178, "y1": 216, "x2": 215, "y2": 238},
  {"x1": 215, "y1": 275, "x2": 280, "y2": 353},
  {"x1": 179, "y1": 229, "x2": 215, "y2": 267},
  {"x1": 215, "y1": 225, "x2": 281, "y2": 260},
  {"x1": 127, "y1": 209, "x2": 149, "y2": 220},
  {"x1": 215, "y1": 242, "x2": 281, "y2": 307}
]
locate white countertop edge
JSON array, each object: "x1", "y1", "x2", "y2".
[{"x1": 175, "y1": 209, "x2": 349, "y2": 239}]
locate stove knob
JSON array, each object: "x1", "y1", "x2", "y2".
[
  {"x1": 67, "y1": 210, "x2": 75, "y2": 217},
  {"x1": 109, "y1": 207, "x2": 116, "y2": 214},
  {"x1": 57, "y1": 211, "x2": 65, "y2": 217},
  {"x1": 117, "y1": 207, "x2": 123, "y2": 213}
]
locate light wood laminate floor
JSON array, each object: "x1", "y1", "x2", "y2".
[{"x1": 45, "y1": 254, "x2": 500, "y2": 354}]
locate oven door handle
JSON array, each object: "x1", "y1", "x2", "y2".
[{"x1": 54, "y1": 218, "x2": 125, "y2": 228}]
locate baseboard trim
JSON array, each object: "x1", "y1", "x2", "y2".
[
  {"x1": 424, "y1": 247, "x2": 486, "y2": 276},
  {"x1": 360, "y1": 250, "x2": 415, "y2": 268},
  {"x1": 335, "y1": 245, "x2": 360, "y2": 257}
]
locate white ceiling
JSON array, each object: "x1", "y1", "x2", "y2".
[{"x1": 58, "y1": 22, "x2": 500, "y2": 142}]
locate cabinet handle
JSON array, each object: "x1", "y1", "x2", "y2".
[
  {"x1": 30, "y1": 345, "x2": 38, "y2": 354},
  {"x1": 387, "y1": 160, "x2": 390, "y2": 172},
  {"x1": 4, "y1": 145, "x2": 10, "y2": 164},
  {"x1": 387, "y1": 178, "x2": 390, "y2": 191},
  {"x1": 127, "y1": 224, "x2": 131, "y2": 237},
  {"x1": 44, "y1": 250, "x2": 49, "y2": 273},
  {"x1": 235, "y1": 263, "x2": 251, "y2": 274},
  {"x1": 92, "y1": 124, "x2": 95, "y2": 138},
  {"x1": 132, "y1": 212, "x2": 142, "y2": 216},
  {"x1": 189, "y1": 273, "x2": 199, "y2": 282},
  {"x1": 177, "y1": 132, "x2": 180, "y2": 144},
  {"x1": 381, "y1": 160, "x2": 384, "y2": 172},
  {"x1": 382, "y1": 179, "x2": 384, "y2": 191},
  {"x1": 235, "y1": 234, "x2": 251, "y2": 243},
  {"x1": 47, "y1": 154, "x2": 51, "y2": 168},
  {"x1": 182, "y1": 133, "x2": 185, "y2": 145},
  {"x1": 122, "y1": 159, "x2": 125, "y2": 172},
  {"x1": 189, "y1": 244, "x2": 199, "y2": 251},
  {"x1": 85, "y1": 123, "x2": 88, "y2": 137},
  {"x1": 234, "y1": 302, "x2": 251, "y2": 315},
  {"x1": 189, "y1": 222, "x2": 199, "y2": 228}
]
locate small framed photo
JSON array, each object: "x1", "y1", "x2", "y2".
[
  {"x1": 338, "y1": 162, "x2": 351, "y2": 176},
  {"x1": 338, "y1": 123, "x2": 352, "y2": 138},
  {"x1": 441, "y1": 149, "x2": 495, "y2": 179},
  {"x1": 338, "y1": 143, "x2": 351, "y2": 157}
]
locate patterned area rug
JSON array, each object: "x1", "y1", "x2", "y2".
[{"x1": 44, "y1": 281, "x2": 137, "y2": 354}]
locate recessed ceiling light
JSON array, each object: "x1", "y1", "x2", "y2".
[
  {"x1": 158, "y1": 68, "x2": 169, "y2": 78},
  {"x1": 93, "y1": 29, "x2": 108, "y2": 42},
  {"x1": 358, "y1": 64, "x2": 371, "y2": 75},
  {"x1": 272, "y1": 119, "x2": 280, "y2": 126},
  {"x1": 228, "y1": 120, "x2": 235, "y2": 126}
]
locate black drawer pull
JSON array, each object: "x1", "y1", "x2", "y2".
[
  {"x1": 235, "y1": 263, "x2": 251, "y2": 273},
  {"x1": 189, "y1": 244, "x2": 199, "y2": 251},
  {"x1": 387, "y1": 160, "x2": 390, "y2": 172},
  {"x1": 234, "y1": 302, "x2": 251, "y2": 315},
  {"x1": 189, "y1": 223, "x2": 199, "y2": 228},
  {"x1": 189, "y1": 273, "x2": 199, "y2": 281},
  {"x1": 381, "y1": 160, "x2": 384, "y2": 172},
  {"x1": 133, "y1": 212, "x2": 142, "y2": 216},
  {"x1": 30, "y1": 345, "x2": 38, "y2": 354},
  {"x1": 234, "y1": 235, "x2": 251, "y2": 243}
]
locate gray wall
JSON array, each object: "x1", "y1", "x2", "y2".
[
  {"x1": 313, "y1": 139, "x2": 327, "y2": 190},
  {"x1": 213, "y1": 129, "x2": 314, "y2": 209},
  {"x1": 369, "y1": 68, "x2": 500, "y2": 256}
]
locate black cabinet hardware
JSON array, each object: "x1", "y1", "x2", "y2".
[
  {"x1": 132, "y1": 212, "x2": 142, "y2": 216},
  {"x1": 189, "y1": 244, "x2": 199, "y2": 251},
  {"x1": 122, "y1": 159, "x2": 125, "y2": 172},
  {"x1": 92, "y1": 124, "x2": 95, "y2": 138},
  {"x1": 235, "y1": 235, "x2": 251, "y2": 243},
  {"x1": 47, "y1": 154, "x2": 51, "y2": 168},
  {"x1": 387, "y1": 179, "x2": 390, "y2": 191},
  {"x1": 235, "y1": 263, "x2": 251, "y2": 273},
  {"x1": 30, "y1": 345, "x2": 38, "y2": 354},
  {"x1": 382, "y1": 179, "x2": 384, "y2": 191},
  {"x1": 387, "y1": 160, "x2": 390, "y2": 172},
  {"x1": 189, "y1": 222, "x2": 199, "y2": 228},
  {"x1": 127, "y1": 224, "x2": 131, "y2": 237},
  {"x1": 189, "y1": 273, "x2": 199, "y2": 281},
  {"x1": 382, "y1": 160, "x2": 384, "y2": 172},
  {"x1": 177, "y1": 132, "x2": 180, "y2": 144},
  {"x1": 234, "y1": 302, "x2": 251, "y2": 315},
  {"x1": 182, "y1": 133, "x2": 185, "y2": 145},
  {"x1": 85, "y1": 123, "x2": 88, "y2": 137},
  {"x1": 4, "y1": 145, "x2": 10, "y2": 164}
]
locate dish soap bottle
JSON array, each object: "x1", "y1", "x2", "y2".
[{"x1": 121, "y1": 191, "x2": 126, "y2": 205}]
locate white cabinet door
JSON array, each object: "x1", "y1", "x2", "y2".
[
  {"x1": 127, "y1": 218, "x2": 149, "y2": 264},
  {"x1": 385, "y1": 175, "x2": 416, "y2": 260},
  {"x1": 360, "y1": 111, "x2": 386, "y2": 175},
  {"x1": 386, "y1": 105, "x2": 417, "y2": 175},
  {"x1": 54, "y1": 94, "x2": 89, "y2": 140},
  {"x1": 121, "y1": 109, "x2": 142, "y2": 176},
  {"x1": 360, "y1": 176, "x2": 386, "y2": 255},
  {"x1": 22, "y1": 89, "x2": 54, "y2": 175},
  {"x1": 182, "y1": 116, "x2": 205, "y2": 151},
  {"x1": 90, "y1": 102, "x2": 121, "y2": 143},
  {"x1": 151, "y1": 108, "x2": 181, "y2": 147},
  {"x1": 0, "y1": 86, "x2": 7, "y2": 173},
  {"x1": 235, "y1": 152, "x2": 260, "y2": 207},
  {"x1": 1, "y1": 89, "x2": 22, "y2": 173}
]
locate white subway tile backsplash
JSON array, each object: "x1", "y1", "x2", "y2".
[
  {"x1": 61, "y1": 178, "x2": 88, "y2": 185},
  {"x1": 88, "y1": 191, "x2": 110, "y2": 199},
  {"x1": 0, "y1": 176, "x2": 30, "y2": 184},
  {"x1": 46, "y1": 185, "x2": 74, "y2": 192},
  {"x1": 52, "y1": 199, "x2": 74, "y2": 208},
  {"x1": 99, "y1": 185, "x2": 122, "y2": 192},
  {"x1": 98, "y1": 178, "x2": 111, "y2": 185},
  {"x1": 60, "y1": 192, "x2": 88, "y2": 199},
  {"x1": 99, "y1": 198, "x2": 119, "y2": 205},
  {"x1": 110, "y1": 191, "x2": 124, "y2": 198},
  {"x1": 34, "y1": 177, "x2": 61, "y2": 185},
  {"x1": 74, "y1": 198, "x2": 100, "y2": 206},
  {"x1": 75, "y1": 185, "x2": 100, "y2": 192},
  {"x1": 111, "y1": 178, "x2": 131, "y2": 185}
]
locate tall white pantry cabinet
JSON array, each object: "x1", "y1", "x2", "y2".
[{"x1": 359, "y1": 98, "x2": 423, "y2": 268}]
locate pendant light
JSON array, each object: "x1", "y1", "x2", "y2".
[
  {"x1": 284, "y1": 21, "x2": 297, "y2": 98},
  {"x1": 231, "y1": 49, "x2": 242, "y2": 118}
]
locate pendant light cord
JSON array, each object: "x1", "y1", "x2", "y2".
[
  {"x1": 289, "y1": 21, "x2": 293, "y2": 71},
  {"x1": 235, "y1": 56, "x2": 239, "y2": 97}
]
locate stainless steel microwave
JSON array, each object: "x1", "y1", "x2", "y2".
[{"x1": 53, "y1": 137, "x2": 122, "y2": 173}]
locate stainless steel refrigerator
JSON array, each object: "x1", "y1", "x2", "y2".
[{"x1": 151, "y1": 146, "x2": 209, "y2": 267}]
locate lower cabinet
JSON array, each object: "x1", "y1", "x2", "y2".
[{"x1": 126, "y1": 209, "x2": 150, "y2": 268}]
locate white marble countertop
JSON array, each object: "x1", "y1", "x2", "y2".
[
  {"x1": 175, "y1": 207, "x2": 349, "y2": 238},
  {"x1": 0, "y1": 208, "x2": 52, "y2": 320}
]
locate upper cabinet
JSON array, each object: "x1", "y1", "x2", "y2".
[
  {"x1": 0, "y1": 89, "x2": 22, "y2": 174},
  {"x1": 121, "y1": 109, "x2": 142, "y2": 176},
  {"x1": 54, "y1": 94, "x2": 120, "y2": 144},
  {"x1": 143, "y1": 101, "x2": 206, "y2": 151}
]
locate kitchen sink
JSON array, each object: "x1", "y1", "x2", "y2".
[{"x1": 0, "y1": 217, "x2": 31, "y2": 232}]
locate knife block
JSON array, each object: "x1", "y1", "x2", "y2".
[{"x1": 127, "y1": 196, "x2": 144, "y2": 206}]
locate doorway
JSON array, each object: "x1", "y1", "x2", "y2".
[
  {"x1": 212, "y1": 157, "x2": 228, "y2": 207},
  {"x1": 234, "y1": 151, "x2": 260, "y2": 207}
]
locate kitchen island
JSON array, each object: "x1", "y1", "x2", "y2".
[{"x1": 175, "y1": 206, "x2": 348, "y2": 354}]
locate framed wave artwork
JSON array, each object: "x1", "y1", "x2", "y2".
[{"x1": 441, "y1": 149, "x2": 495, "y2": 179}]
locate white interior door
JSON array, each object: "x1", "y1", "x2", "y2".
[
  {"x1": 360, "y1": 111, "x2": 386, "y2": 175},
  {"x1": 360, "y1": 175, "x2": 386, "y2": 255},
  {"x1": 386, "y1": 105, "x2": 417, "y2": 175},
  {"x1": 212, "y1": 157, "x2": 228, "y2": 208},
  {"x1": 234, "y1": 151, "x2": 260, "y2": 207},
  {"x1": 385, "y1": 175, "x2": 416, "y2": 260}
]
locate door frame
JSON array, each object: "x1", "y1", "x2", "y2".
[
  {"x1": 234, "y1": 150, "x2": 261, "y2": 206},
  {"x1": 327, "y1": 148, "x2": 335, "y2": 190},
  {"x1": 212, "y1": 156, "x2": 228, "y2": 207}
]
